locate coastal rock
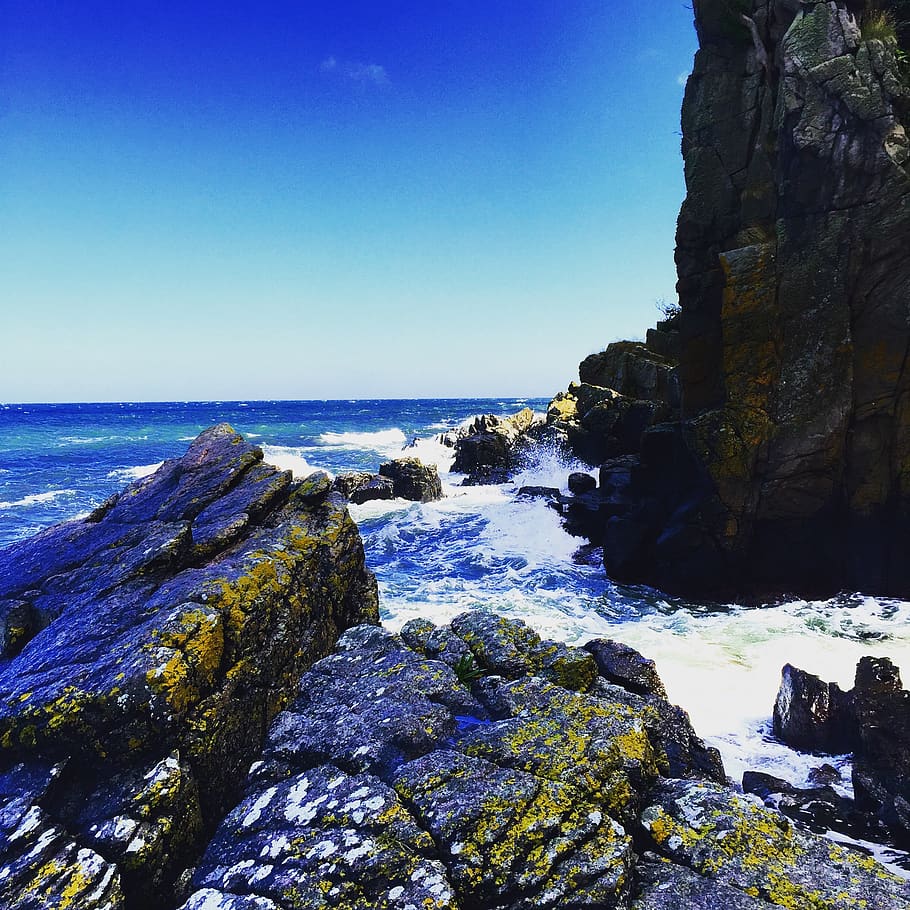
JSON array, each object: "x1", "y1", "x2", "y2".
[
  {"x1": 181, "y1": 611, "x2": 904, "y2": 910},
  {"x1": 772, "y1": 663, "x2": 855, "y2": 753},
  {"x1": 771, "y1": 656, "x2": 910, "y2": 847},
  {"x1": 568, "y1": 471, "x2": 597, "y2": 495},
  {"x1": 379, "y1": 457, "x2": 444, "y2": 502},
  {"x1": 585, "y1": 639, "x2": 669, "y2": 700},
  {"x1": 0, "y1": 424, "x2": 379, "y2": 907},
  {"x1": 641, "y1": 779, "x2": 910, "y2": 908},
  {"x1": 558, "y1": 0, "x2": 910, "y2": 599},
  {"x1": 579, "y1": 341, "x2": 678, "y2": 408},
  {"x1": 450, "y1": 407, "x2": 540, "y2": 483},
  {"x1": 332, "y1": 471, "x2": 395, "y2": 504}
]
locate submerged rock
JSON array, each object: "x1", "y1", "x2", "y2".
[{"x1": 0, "y1": 424, "x2": 379, "y2": 908}]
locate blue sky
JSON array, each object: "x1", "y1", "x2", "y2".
[{"x1": 1, "y1": 2, "x2": 697, "y2": 402}]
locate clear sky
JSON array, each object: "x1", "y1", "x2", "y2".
[{"x1": 1, "y1": 1, "x2": 698, "y2": 403}]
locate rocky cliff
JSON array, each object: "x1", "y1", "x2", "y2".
[
  {"x1": 0, "y1": 425, "x2": 378, "y2": 909},
  {"x1": 561, "y1": 0, "x2": 910, "y2": 598}
]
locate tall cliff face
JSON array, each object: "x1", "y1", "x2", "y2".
[{"x1": 599, "y1": 0, "x2": 910, "y2": 596}]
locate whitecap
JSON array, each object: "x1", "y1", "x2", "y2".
[
  {"x1": 261, "y1": 444, "x2": 328, "y2": 479},
  {"x1": 317, "y1": 429, "x2": 407, "y2": 454},
  {"x1": 106, "y1": 463, "x2": 163, "y2": 482},
  {"x1": 0, "y1": 490, "x2": 77, "y2": 511}
]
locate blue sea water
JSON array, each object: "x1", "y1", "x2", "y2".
[{"x1": 3, "y1": 397, "x2": 910, "y2": 870}]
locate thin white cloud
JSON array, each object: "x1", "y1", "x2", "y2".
[
  {"x1": 319, "y1": 56, "x2": 389, "y2": 86},
  {"x1": 677, "y1": 71, "x2": 689, "y2": 87}
]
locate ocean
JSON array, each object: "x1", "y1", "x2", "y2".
[{"x1": 3, "y1": 397, "x2": 910, "y2": 868}]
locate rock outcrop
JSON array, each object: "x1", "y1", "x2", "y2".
[
  {"x1": 179, "y1": 612, "x2": 908, "y2": 910},
  {"x1": 0, "y1": 425, "x2": 379, "y2": 909},
  {"x1": 379, "y1": 457, "x2": 444, "y2": 502},
  {"x1": 333, "y1": 457, "x2": 444, "y2": 505},
  {"x1": 450, "y1": 408, "x2": 542, "y2": 483},
  {"x1": 547, "y1": 325, "x2": 681, "y2": 468},
  {"x1": 771, "y1": 655, "x2": 910, "y2": 848},
  {"x1": 562, "y1": 0, "x2": 910, "y2": 599}
]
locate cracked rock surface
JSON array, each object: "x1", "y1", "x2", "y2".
[
  {"x1": 0, "y1": 425, "x2": 378, "y2": 909},
  {"x1": 180, "y1": 613, "x2": 908, "y2": 910}
]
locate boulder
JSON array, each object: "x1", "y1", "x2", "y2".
[
  {"x1": 585, "y1": 639, "x2": 669, "y2": 700},
  {"x1": 771, "y1": 656, "x2": 910, "y2": 848},
  {"x1": 568, "y1": 471, "x2": 597, "y2": 495},
  {"x1": 0, "y1": 424, "x2": 379, "y2": 908},
  {"x1": 332, "y1": 471, "x2": 395, "y2": 504},
  {"x1": 772, "y1": 663, "x2": 855, "y2": 753},
  {"x1": 378, "y1": 457, "x2": 443, "y2": 502}
]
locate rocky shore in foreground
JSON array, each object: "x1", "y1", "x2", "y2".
[{"x1": 1, "y1": 426, "x2": 908, "y2": 909}]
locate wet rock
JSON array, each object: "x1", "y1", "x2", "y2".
[
  {"x1": 771, "y1": 656, "x2": 910, "y2": 848},
  {"x1": 451, "y1": 407, "x2": 540, "y2": 483},
  {"x1": 641, "y1": 779, "x2": 910, "y2": 909},
  {"x1": 379, "y1": 456, "x2": 444, "y2": 502},
  {"x1": 741, "y1": 770, "x2": 878, "y2": 841},
  {"x1": 773, "y1": 663, "x2": 855, "y2": 753},
  {"x1": 851, "y1": 657, "x2": 910, "y2": 846},
  {"x1": 568, "y1": 471, "x2": 597, "y2": 495},
  {"x1": 332, "y1": 471, "x2": 395, "y2": 504},
  {"x1": 586, "y1": 639, "x2": 669, "y2": 700},
  {"x1": 0, "y1": 424, "x2": 379, "y2": 907}
]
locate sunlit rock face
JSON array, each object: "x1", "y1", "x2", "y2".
[
  {"x1": 593, "y1": 0, "x2": 910, "y2": 598},
  {"x1": 0, "y1": 425, "x2": 378, "y2": 909}
]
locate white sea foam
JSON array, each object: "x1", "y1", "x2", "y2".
[
  {"x1": 106, "y1": 463, "x2": 163, "y2": 482},
  {"x1": 59, "y1": 435, "x2": 149, "y2": 445},
  {"x1": 261, "y1": 444, "x2": 326, "y2": 479},
  {"x1": 0, "y1": 490, "x2": 77, "y2": 511},
  {"x1": 317, "y1": 428, "x2": 407, "y2": 455}
]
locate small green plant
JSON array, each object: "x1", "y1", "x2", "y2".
[
  {"x1": 863, "y1": 8, "x2": 899, "y2": 41},
  {"x1": 453, "y1": 654, "x2": 485, "y2": 685}
]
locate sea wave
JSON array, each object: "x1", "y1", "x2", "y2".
[
  {"x1": 106, "y1": 463, "x2": 164, "y2": 482},
  {"x1": 0, "y1": 489, "x2": 77, "y2": 511},
  {"x1": 59, "y1": 435, "x2": 149, "y2": 445},
  {"x1": 317, "y1": 428, "x2": 407, "y2": 454},
  {"x1": 261, "y1": 444, "x2": 327, "y2": 479}
]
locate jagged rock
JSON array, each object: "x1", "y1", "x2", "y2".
[
  {"x1": 568, "y1": 471, "x2": 597, "y2": 495},
  {"x1": 181, "y1": 616, "x2": 657, "y2": 909},
  {"x1": 181, "y1": 612, "x2": 900, "y2": 910},
  {"x1": 332, "y1": 471, "x2": 395, "y2": 504},
  {"x1": 632, "y1": 856, "x2": 768, "y2": 910},
  {"x1": 580, "y1": 341, "x2": 678, "y2": 407},
  {"x1": 742, "y1": 770, "x2": 880, "y2": 841},
  {"x1": 773, "y1": 663, "x2": 855, "y2": 753},
  {"x1": 0, "y1": 424, "x2": 379, "y2": 907},
  {"x1": 851, "y1": 657, "x2": 910, "y2": 845},
  {"x1": 641, "y1": 779, "x2": 910, "y2": 909},
  {"x1": 450, "y1": 407, "x2": 540, "y2": 483},
  {"x1": 378, "y1": 457, "x2": 443, "y2": 502},
  {"x1": 585, "y1": 639, "x2": 669, "y2": 700},
  {"x1": 771, "y1": 656, "x2": 910, "y2": 848},
  {"x1": 558, "y1": 0, "x2": 910, "y2": 599}
]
